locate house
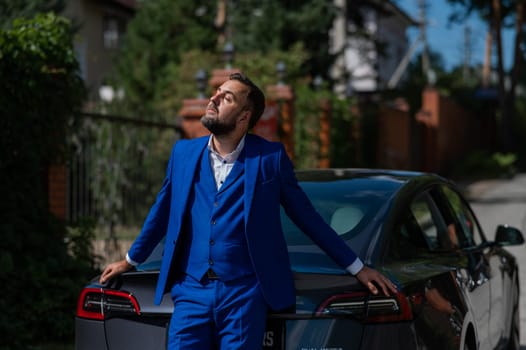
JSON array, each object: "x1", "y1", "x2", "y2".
[
  {"x1": 48, "y1": 0, "x2": 138, "y2": 221},
  {"x1": 62, "y1": 0, "x2": 137, "y2": 100},
  {"x1": 63, "y1": 0, "x2": 414, "y2": 99},
  {"x1": 330, "y1": 0, "x2": 417, "y2": 95}
]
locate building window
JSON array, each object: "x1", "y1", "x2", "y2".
[
  {"x1": 74, "y1": 41, "x2": 87, "y2": 81},
  {"x1": 103, "y1": 16, "x2": 120, "y2": 49}
]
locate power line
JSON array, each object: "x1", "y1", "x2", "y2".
[{"x1": 388, "y1": 0, "x2": 429, "y2": 88}]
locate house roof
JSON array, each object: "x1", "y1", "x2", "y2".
[{"x1": 376, "y1": 0, "x2": 418, "y2": 26}]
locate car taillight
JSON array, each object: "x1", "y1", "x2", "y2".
[
  {"x1": 316, "y1": 291, "x2": 413, "y2": 323},
  {"x1": 76, "y1": 287, "x2": 141, "y2": 320}
]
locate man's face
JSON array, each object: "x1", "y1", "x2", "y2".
[{"x1": 201, "y1": 79, "x2": 250, "y2": 136}]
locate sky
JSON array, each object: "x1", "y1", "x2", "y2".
[{"x1": 397, "y1": 0, "x2": 514, "y2": 71}]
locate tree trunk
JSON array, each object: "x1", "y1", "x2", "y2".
[
  {"x1": 215, "y1": 0, "x2": 227, "y2": 47},
  {"x1": 492, "y1": 0, "x2": 513, "y2": 151},
  {"x1": 501, "y1": 0, "x2": 524, "y2": 152},
  {"x1": 482, "y1": 28, "x2": 493, "y2": 87}
]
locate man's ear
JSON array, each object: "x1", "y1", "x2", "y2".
[{"x1": 240, "y1": 109, "x2": 251, "y2": 122}]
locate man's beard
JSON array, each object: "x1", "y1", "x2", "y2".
[{"x1": 201, "y1": 114, "x2": 237, "y2": 136}]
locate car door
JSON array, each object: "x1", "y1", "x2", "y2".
[
  {"x1": 439, "y1": 185, "x2": 499, "y2": 349},
  {"x1": 387, "y1": 189, "x2": 468, "y2": 349}
]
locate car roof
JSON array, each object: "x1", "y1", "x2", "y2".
[
  {"x1": 294, "y1": 168, "x2": 445, "y2": 194},
  {"x1": 296, "y1": 168, "x2": 428, "y2": 181}
]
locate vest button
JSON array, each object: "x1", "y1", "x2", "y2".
[
  {"x1": 210, "y1": 239, "x2": 215, "y2": 246},
  {"x1": 214, "y1": 202, "x2": 218, "y2": 207},
  {"x1": 208, "y1": 259, "x2": 214, "y2": 265},
  {"x1": 212, "y1": 220, "x2": 216, "y2": 225}
]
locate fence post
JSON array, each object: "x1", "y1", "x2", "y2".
[
  {"x1": 318, "y1": 98, "x2": 331, "y2": 168},
  {"x1": 178, "y1": 69, "x2": 211, "y2": 139},
  {"x1": 262, "y1": 61, "x2": 295, "y2": 162}
]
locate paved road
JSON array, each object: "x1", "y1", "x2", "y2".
[{"x1": 466, "y1": 173, "x2": 526, "y2": 347}]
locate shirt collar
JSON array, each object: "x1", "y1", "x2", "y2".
[{"x1": 207, "y1": 134, "x2": 246, "y2": 163}]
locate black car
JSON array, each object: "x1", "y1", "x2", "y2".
[{"x1": 76, "y1": 169, "x2": 524, "y2": 350}]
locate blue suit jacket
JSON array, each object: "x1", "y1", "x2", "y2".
[{"x1": 128, "y1": 134, "x2": 359, "y2": 310}]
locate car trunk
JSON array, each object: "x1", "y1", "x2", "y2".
[
  {"x1": 102, "y1": 270, "x2": 412, "y2": 350},
  {"x1": 103, "y1": 271, "x2": 172, "y2": 350},
  {"x1": 268, "y1": 272, "x2": 418, "y2": 350}
]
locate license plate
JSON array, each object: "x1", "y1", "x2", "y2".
[
  {"x1": 164, "y1": 318, "x2": 285, "y2": 349},
  {"x1": 263, "y1": 318, "x2": 285, "y2": 349}
]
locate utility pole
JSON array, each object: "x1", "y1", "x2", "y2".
[
  {"x1": 330, "y1": 0, "x2": 348, "y2": 97},
  {"x1": 463, "y1": 26, "x2": 471, "y2": 82},
  {"x1": 419, "y1": 0, "x2": 430, "y2": 79},
  {"x1": 387, "y1": 0, "x2": 429, "y2": 88}
]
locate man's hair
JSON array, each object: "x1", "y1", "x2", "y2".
[{"x1": 229, "y1": 72, "x2": 265, "y2": 129}]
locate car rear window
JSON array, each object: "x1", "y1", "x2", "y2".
[
  {"x1": 140, "y1": 177, "x2": 399, "y2": 271},
  {"x1": 282, "y1": 179, "x2": 396, "y2": 265}
]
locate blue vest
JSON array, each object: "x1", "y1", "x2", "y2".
[{"x1": 178, "y1": 147, "x2": 254, "y2": 281}]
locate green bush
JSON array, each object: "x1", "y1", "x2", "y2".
[
  {"x1": 0, "y1": 13, "x2": 97, "y2": 349},
  {"x1": 294, "y1": 85, "x2": 356, "y2": 169},
  {"x1": 452, "y1": 151, "x2": 517, "y2": 180}
]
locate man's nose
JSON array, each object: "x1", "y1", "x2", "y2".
[{"x1": 210, "y1": 91, "x2": 223, "y2": 103}]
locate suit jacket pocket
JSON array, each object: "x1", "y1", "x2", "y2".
[{"x1": 258, "y1": 176, "x2": 277, "y2": 186}]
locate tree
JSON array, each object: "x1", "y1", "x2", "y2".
[
  {"x1": 106, "y1": 0, "x2": 366, "y2": 178},
  {"x1": 230, "y1": 0, "x2": 339, "y2": 80},
  {"x1": 115, "y1": 0, "x2": 382, "y2": 114},
  {"x1": 113, "y1": 0, "x2": 343, "y2": 111},
  {"x1": 0, "y1": 13, "x2": 96, "y2": 348},
  {"x1": 0, "y1": 0, "x2": 64, "y2": 29},
  {"x1": 446, "y1": 0, "x2": 525, "y2": 152},
  {"x1": 112, "y1": 0, "x2": 218, "y2": 118}
]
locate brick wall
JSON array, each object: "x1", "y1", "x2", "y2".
[
  {"x1": 416, "y1": 87, "x2": 497, "y2": 174},
  {"x1": 48, "y1": 164, "x2": 67, "y2": 220},
  {"x1": 377, "y1": 98, "x2": 411, "y2": 170},
  {"x1": 378, "y1": 88, "x2": 496, "y2": 174}
]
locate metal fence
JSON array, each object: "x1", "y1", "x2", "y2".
[{"x1": 67, "y1": 112, "x2": 182, "y2": 234}]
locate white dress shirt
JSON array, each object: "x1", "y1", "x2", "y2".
[{"x1": 207, "y1": 135, "x2": 245, "y2": 190}]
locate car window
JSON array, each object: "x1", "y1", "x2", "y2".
[
  {"x1": 388, "y1": 190, "x2": 453, "y2": 261},
  {"x1": 410, "y1": 191, "x2": 450, "y2": 250},
  {"x1": 388, "y1": 210, "x2": 430, "y2": 260},
  {"x1": 282, "y1": 179, "x2": 394, "y2": 253},
  {"x1": 441, "y1": 185, "x2": 483, "y2": 247},
  {"x1": 282, "y1": 195, "x2": 376, "y2": 246}
]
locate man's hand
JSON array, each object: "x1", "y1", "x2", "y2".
[
  {"x1": 355, "y1": 266, "x2": 398, "y2": 296},
  {"x1": 99, "y1": 259, "x2": 134, "y2": 284}
]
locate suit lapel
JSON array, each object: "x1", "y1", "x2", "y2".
[
  {"x1": 244, "y1": 135, "x2": 261, "y2": 227},
  {"x1": 174, "y1": 137, "x2": 208, "y2": 215},
  {"x1": 217, "y1": 146, "x2": 244, "y2": 193}
]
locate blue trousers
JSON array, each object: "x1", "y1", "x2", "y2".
[{"x1": 168, "y1": 274, "x2": 268, "y2": 349}]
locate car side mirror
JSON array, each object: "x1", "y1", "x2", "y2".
[{"x1": 495, "y1": 225, "x2": 525, "y2": 246}]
